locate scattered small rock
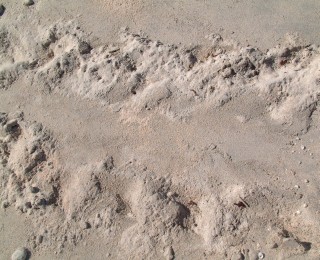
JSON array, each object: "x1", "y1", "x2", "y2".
[
  {"x1": 301, "y1": 145, "x2": 306, "y2": 150},
  {"x1": 0, "y1": 4, "x2": 5, "y2": 16},
  {"x1": 258, "y1": 252, "x2": 264, "y2": 259},
  {"x1": 164, "y1": 246, "x2": 175, "y2": 260},
  {"x1": 11, "y1": 247, "x2": 29, "y2": 260},
  {"x1": 167, "y1": 191, "x2": 174, "y2": 198},
  {"x1": 304, "y1": 179, "x2": 309, "y2": 183},
  {"x1": 80, "y1": 221, "x2": 91, "y2": 230},
  {"x1": 303, "y1": 203, "x2": 308, "y2": 208},
  {"x1": 23, "y1": 0, "x2": 34, "y2": 6},
  {"x1": 1, "y1": 200, "x2": 9, "y2": 208},
  {"x1": 270, "y1": 243, "x2": 278, "y2": 249}
]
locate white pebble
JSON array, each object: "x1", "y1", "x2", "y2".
[
  {"x1": 294, "y1": 185, "x2": 300, "y2": 189},
  {"x1": 167, "y1": 191, "x2": 174, "y2": 198},
  {"x1": 23, "y1": 0, "x2": 34, "y2": 6},
  {"x1": 301, "y1": 145, "x2": 306, "y2": 150},
  {"x1": 303, "y1": 203, "x2": 308, "y2": 208},
  {"x1": 304, "y1": 179, "x2": 309, "y2": 183}
]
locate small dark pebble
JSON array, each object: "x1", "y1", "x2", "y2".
[{"x1": 0, "y1": 4, "x2": 5, "y2": 16}]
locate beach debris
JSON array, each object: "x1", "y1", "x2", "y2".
[{"x1": 258, "y1": 252, "x2": 265, "y2": 259}]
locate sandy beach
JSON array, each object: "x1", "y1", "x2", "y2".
[{"x1": 1, "y1": 1, "x2": 320, "y2": 259}]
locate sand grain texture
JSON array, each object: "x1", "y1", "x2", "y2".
[{"x1": 1, "y1": 1, "x2": 320, "y2": 260}]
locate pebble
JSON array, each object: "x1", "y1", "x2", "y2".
[
  {"x1": 80, "y1": 221, "x2": 91, "y2": 230},
  {"x1": 167, "y1": 191, "x2": 174, "y2": 198},
  {"x1": 11, "y1": 247, "x2": 29, "y2": 260},
  {"x1": 23, "y1": 0, "x2": 34, "y2": 6},
  {"x1": 294, "y1": 185, "x2": 300, "y2": 189},
  {"x1": 301, "y1": 145, "x2": 306, "y2": 150},
  {"x1": 1, "y1": 200, "x2": 9, "y2": 208},
  {"x1": 304, "y1": 179, "x2": 309, "y2": 183},
  {"x1": 0, "y1": 4, "x2": 5, "y2": 16},
  {"x1": 164, "y1": 246, "x2": 175, "y2": 260},
  {"x1": 270, "y1": 243, "x2": 278, "y2": 249},
  {"x1": 303, "y1": 203, "x2": 308, "y2": 208}
]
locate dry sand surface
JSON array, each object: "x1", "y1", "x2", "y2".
[{"x1": 1, "y1": 1, "x2": 320, "y2": 259}]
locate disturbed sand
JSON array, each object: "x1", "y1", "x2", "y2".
[{"x1": 1, "y1": 1, "x2": 320, "y2": 259}]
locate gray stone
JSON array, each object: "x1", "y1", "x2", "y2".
[
  {"x1": 0, "y1": 4, "x2": 5, "y2": 16},
  {"x1": 11, "y1": 247, "x2": 29, "y2": 260}
]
